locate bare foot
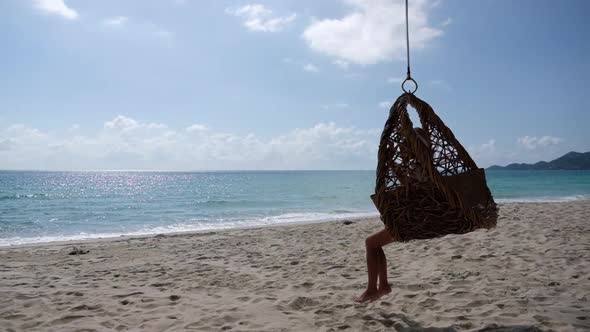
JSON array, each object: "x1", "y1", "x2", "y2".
[
  {"x1": 354, "y1": 285, "x2": 392, "y2": 303},
  {"x1": 377, "y1": 284, "x2": 392, "y2": 298},
  {"x1": 354, "y1": 289, "x2": 380, "y2": 303}
]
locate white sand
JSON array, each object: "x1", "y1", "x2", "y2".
[{"x1": 1, "y1": 201, "x2": 589, "y2": 331}]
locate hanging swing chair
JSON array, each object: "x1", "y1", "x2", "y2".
[{"x1": 372, "y1": 0, "x2": 497, "y2": 242}]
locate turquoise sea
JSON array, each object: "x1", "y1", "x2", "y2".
[{"x1": 1, "y1": 170, "x2": 589, "y2": 246}]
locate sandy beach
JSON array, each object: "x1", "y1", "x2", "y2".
[{"x1": 0, "y1": 201, "x2": 589, "y2": 331}]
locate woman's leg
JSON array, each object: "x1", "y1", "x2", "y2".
[
  {"x1": 365, "y1": 237, "x2": 380, "y2": 292},
  {"x1": 375, "y1": 247, "x2": 392, "y2": 294},
  {"x1": 355, "y1": 228, "x2": 394, "y2": 302}
]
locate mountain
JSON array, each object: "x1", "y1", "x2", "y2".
[{"x1": 488, "y1": 151, "x2": 590, "y2": 170}]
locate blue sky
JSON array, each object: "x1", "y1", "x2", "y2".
[{"x1": 0, "y1": 0, "x2": 588, "y2": 170}]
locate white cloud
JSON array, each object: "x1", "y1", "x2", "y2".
[
  {"x1": 467, "y1": 139, "x2": 500, "y2": 167},
  {"x1": 379, "y1": 101, "x2": 392, "y2": 108},
  {"x1": 303, "y1": 63, "x2": 320, "y2": 73},
  {"x1": 225, "y1": 4, "x2": 296, "y2": 33},
  {"x1": 33, "y1": 0, "x2": 78, "y2": 20},
  {"x1": 302, "y1": 0, "x2": 442, "y2": 65},
  {"x1": 303, "y1": 0, "x2": 442, "y2": 65},
  {"x1": 472, "y1": 139, "x2": 496, "y2": 155},
  {"x1": 104, "y1": 115, "x2": 139, "y2": 131},
  {"x1": 5, "y1": 124, "x2": 47, "y2": 141},
  {"x1": 0, "y1": 139, "x2": 15, "y2": 151},
  {"x1": 229, "y1": 4, "x2": 271, "y2": 17},
  {"x1": 517, "y1": 136, "x2": 563, "y2": 150},
  {"x1": 0, "y1": 117, "x2": 380, "y2": 170},
  {"x1": 104, "y1": 115, "x2": 166, "y2": 132},
  {"x1": 1, "y1": 120, "x2": 575, "y2": 170},
  {"x1": 538, "y1": 136, "x2": 563, "y2": 146},
  {"x1": 468, "y1": 137, "x2": 568, "y2": 167},
  {"x1": 186, "y1": 124, "x2": 207, "y2": 132},
  {"x1": 102, "y1": 16, "x2": 128, "y2": 27}
]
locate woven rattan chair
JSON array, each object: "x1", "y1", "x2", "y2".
[{"x1": 372, "y1": 93, "x2": 497, "y2": 242}]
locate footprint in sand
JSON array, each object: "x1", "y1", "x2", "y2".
[
  {"x1": 51, "y1": 315, "x2": 86, "y2": 325},
  {"x1": 70, "y1": 304, "x2": 99, "y2": 311},
  {"x1": 112, "y1": 291, "x2": 143, "y2": 298},
  {"x1": 287, "y1": 296, "x2": 320, "y2": 310},
  {"x1": 184, "y1": 321, "x2": 207, "y2": 330},
  {"x1": 150, "y1": 282, "x2": 171, "y2": 288},
  {"x1": 417, "y1": 298, "x2": 438, "y2": 308},
  {"x1": 314, "y1": 309, "x2": 334, "y2": 315},
  {"x1": 297, "y1": 281, "x2": 314, "y2": 289},
  {"x1": 2, "y1": 314, "x2": 27, "y2": 320}
]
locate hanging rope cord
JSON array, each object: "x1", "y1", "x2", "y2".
[{"x1": 402, "y1": 0, "x2": 418, "y2": 94}]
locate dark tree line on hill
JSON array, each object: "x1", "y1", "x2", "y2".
[{"x1": 488, "y1": 151, "x2": 590, "y2": 170}]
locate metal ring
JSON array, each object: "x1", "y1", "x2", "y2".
[{"x1": 401, "y1": 78, "x2": 418, "y2": 94}]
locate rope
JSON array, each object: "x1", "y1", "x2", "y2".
[
  {"x1": 402, "y1": 0, "x2": 418, "y2": 94},
  {"x1": 405, "y1": 0, "x2": 410, "y2": 80}
]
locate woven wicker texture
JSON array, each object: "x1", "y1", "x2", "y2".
[{"x1": 373, "y1": 93, "x2": 497, "y2": 242}]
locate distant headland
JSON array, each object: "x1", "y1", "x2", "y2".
[{"x1": 488, "y1": 151, "x2": 590, "y2": 170}]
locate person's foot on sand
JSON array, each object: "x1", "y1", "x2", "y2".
[
  {"x1": 354, "y1": 284, "x2": 392, "y2": 303},
  {"x1": 354, "y1": 289, "x2": 380, "y2": 303},
  {"x1": 378, "y1": 284, "x2": 392, "y2": 298}
]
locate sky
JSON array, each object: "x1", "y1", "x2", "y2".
[{"x1": 0, "y1": 0, "x2": 588, "y2": 170}]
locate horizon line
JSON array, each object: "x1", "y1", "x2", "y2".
[{"x1": 0, "y1": 169, "x2": 377, "y2": 173}]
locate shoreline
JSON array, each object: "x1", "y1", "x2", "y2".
[
  {"x1": 0, "y1": 213, "x2": 379, "y2": 250},
  {"x1": 2, "y1": 199, "x2": 588, "y2": 249}
]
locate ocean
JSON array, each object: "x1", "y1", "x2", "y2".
[{"x1": 1, "y1": 170, "x2": 589, "y2": 246}]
